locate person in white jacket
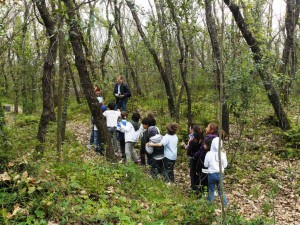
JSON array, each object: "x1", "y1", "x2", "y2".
[
  {"x1": 119, "y1": 114, "x2": 143, "y2": 163},
  {"x1": 204, "y1": 137, "x2": 227, "y2": 206}
]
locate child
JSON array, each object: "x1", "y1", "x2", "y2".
[
  {"x1": 204, "y1": 137, "x2": 228, "y2": 206},
  {"x1": 87, "y1": 88, "x2": 105, "y2": 152},
  {"x1": 140, "y1": 117, "x2": 152, "y2": 165},
  {"x1": 130, "y1": 112, "x2": 141, "y2": 131},
  {"x1": 147, "y1": 123, "x2": 180, "y2": 183},
  {"x1": 181, "y1": 123, "x2": 198, "y2": 150},
  {"x1": 186, "y1": 125, "x2": 204, "y2": 191},
  {"x1": 95, "y1": 90, "x2": 103, "y2": 106},
  {"x1": 193, "y1": 123, "x2": 219, "y2": 159},
  {"x1": 117, "y1": 111, "x2": 127, "y2": 161},
  {"x1": 119, "y1": 113, "x2": 141, "y2": 163},
  {"x1": 196, "y1": 136, "x2": 214, "y2": 196},
  {"x1": 145, "y1": 127, "x2": 164, "y2": 177},
  {"x1": 103, "y1": 102, "x2": 121, "y2": 152}
]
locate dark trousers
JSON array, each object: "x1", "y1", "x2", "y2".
[
  {"x1": 140, "y1": 147, "x2": 146, "y2": 165},
  {"x1": 199, "y1": 172, "x2": 208, "y2": 196},
  {"x1": 189, "y1": 158, "x2": 199, "y2": 190},
  {"x1": 162, "y1": 158, "x2": 176, "y2": 182},
  {"x1": 145, "y1": 153, "x2": 162, "y2": 177},
  {"x1": 117, "y1": 131, "x2": 125, "y2": 158},
  {"x1": 115, "y1": 98, "x2": 128, "y2": 112}
]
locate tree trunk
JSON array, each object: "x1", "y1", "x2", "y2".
[
  {"x1": 99, "y1": 4, "x2": 115, "y2": 80},
  {"x1": 34, "y1": 0, "x2": 58, "y2": 152},
  {"x1": 62, "y1": 59, "x2": 71, "y2": 143},
  {"x1": 100, "y1": 21, "x2": 114, "y2": 80},
  {"x1": 113, "y1": 0, "x2": 142, "y2": 96},
  {"x1": 63, "y1": 0, "x2": 114, "y2": 160},
  {"x1": 166, "y1": 0, "x2": 192, "y2": 128},
  {"x1": 280, "y1": 0, "x2": 300, "y2": 104},
  {"x1": 85, "y1": 0, "x2": 97, "y2": 81},
  {"x1": 1, "y1": 63, "x2": 8, "y2": 96},
  {"x1": 69, "y1": 62, "x2": 81, "y2": 104},
  {"x1": 224, "y1": 0, "x2": 290, "y2": 130},
  {"x1": 7, "y1": 49, "x2": 19, "y2": 113},
  {"x1": 204, "y1": 0, "x2": 229, "y2": 134},
  {"x1": 56, "y1": 0, "x2": 65, "y2": 156},
  {"x1": 155, "y1": 0, "x2": 176, "y2": 96},
  {"x1": 126, "y1": 0, "x2": 177, "y2": 118},
  {"x1": 20, "y1": 1, "x2": 31, "y2": 114}
]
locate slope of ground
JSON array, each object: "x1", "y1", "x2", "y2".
[{"x1": 68, "y1": 120, "x2": 300, "y2": 225}]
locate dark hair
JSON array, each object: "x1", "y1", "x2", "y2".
[
  {"x1": 108, "y1": 102, "x2": 116, "y2": 110},
  {"x1": 166, "y1": 123, "x2": 180, "y2": 135},
  {"x1": 147, "y1": 112, "x2": 156, "y2": 126},
  {"x1": 131, "y1": 112, "x2": 141, "y2": 122},
  {"x1": 192, "y1": 125, "x2": 204, "y2": 143},
  {"x1": 204, "y1": 136, "x2": 215, "y2": 150},
  {"x1": 121, "y1": 111, "x2": 128, "y2": 119},
  {"x1": 141, "y1": 117, "x2": 151, "y2": 126}
]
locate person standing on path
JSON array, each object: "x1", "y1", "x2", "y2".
[{"x1": 113, "y1": 76, "x2": 131, "y2": 111}]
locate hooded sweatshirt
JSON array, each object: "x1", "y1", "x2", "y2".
[{"x1": 204, "y1": 137, "x2": 228, "y2": 173}]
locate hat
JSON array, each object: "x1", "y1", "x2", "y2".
[
  {"x1": 148, "y1": 126, "x2": 158, "y2": 137},
  {"x1": 101, "y1": 105, "x2": 107, "y2": 112}
]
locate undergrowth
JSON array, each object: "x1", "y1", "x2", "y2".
[
  {"x1": 0, "y1": 112, "x2": 218, "y2": 224},
  {"x1": 1, "y1": 99, "x2": 296, "y2": 224}
]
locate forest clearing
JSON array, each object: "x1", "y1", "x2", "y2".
[{"x1": 1, "y1": 0, "x2": 300, "y2": 224}]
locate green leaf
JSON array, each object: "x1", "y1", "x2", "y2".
[{"x1": 28, "y1": 186, "x2": 35, "y2": 194}]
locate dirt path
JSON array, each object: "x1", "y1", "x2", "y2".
[{"x1": 68, "y1": 121, "x2": 300, "y2": 224}]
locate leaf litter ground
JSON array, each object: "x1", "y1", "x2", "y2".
[{"x1": 68, "y1": 121, "x2": 300, "y2": 224}]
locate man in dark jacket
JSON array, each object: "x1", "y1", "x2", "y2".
[{"x1": 113, "y1": 76, "x2": 131, "y2": 111}]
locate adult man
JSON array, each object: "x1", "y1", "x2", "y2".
[{"x1": 113, "y1": 76, "x2": 131, "y2": 111}]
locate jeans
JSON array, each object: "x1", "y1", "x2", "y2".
[
  {"x1": 162, "y1": 158, "x2": 176, "y2": 182},
  {"x1": 208, "y1": 173, "x2": 227, "y2": 206},
  {"x1": 115, "y1": 98, "x2": 128, "y2": 112},
  {"x1": 89, "y1": 126, "x2": 94, "y2": 145},
  {"x1": 94, "y1": 129, "x2": 103, "y2": 155}
]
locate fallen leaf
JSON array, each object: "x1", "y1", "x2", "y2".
[
  {"x1": 21, "y1": 171, "x2": 28, "y2": 181},
  {"x1": 0, "y1": 172, "x2": 11, "y2": 181}
]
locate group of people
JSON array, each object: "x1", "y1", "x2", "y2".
[
  {"x1": 88, "y1": 76, "x2": 228, "y2": 206},
  {"x1": 181, "y1": 123, "x2": 227, "y2": 206}
]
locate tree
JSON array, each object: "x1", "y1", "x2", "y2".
[
  {"x1": 204, "y1": 0, "x2": 229, "y2": 134},
  {"x1": 166, "y1": 0, "x2": 193, "y2": 127},
  {"x1": 113, "y1": 0, "x2": 142, "y2": 95},
  {"x1": 279, "y1": 0, "x2": 300, "y2": 104},
  {"x1": 34, "y1": 0, "x2": 58, "y2": 153},
  {"x1": 126, "y1": 0, "x2": 177, "y2": 118},
  {"x1": 224, "y1": 0, "x2": 290, "y2": 130},
  {"x1": 62, "y1": 0, "x2": 115, "y2": 160}
]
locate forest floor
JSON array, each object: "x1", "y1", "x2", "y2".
[
  {"x1": 68, "y1": 119, "x2": 300, "y2": 225},
  {"x1": 68, "y1": 120, "x2": 300, "y2": 225}
]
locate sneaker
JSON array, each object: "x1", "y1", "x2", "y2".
[{"x1": 87, "y1": 145, "x2": 91, "y2": 150}]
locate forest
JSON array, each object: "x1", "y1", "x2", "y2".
[{"x1": 0, "y1": 0, "x2": 299, "y2": 224}]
